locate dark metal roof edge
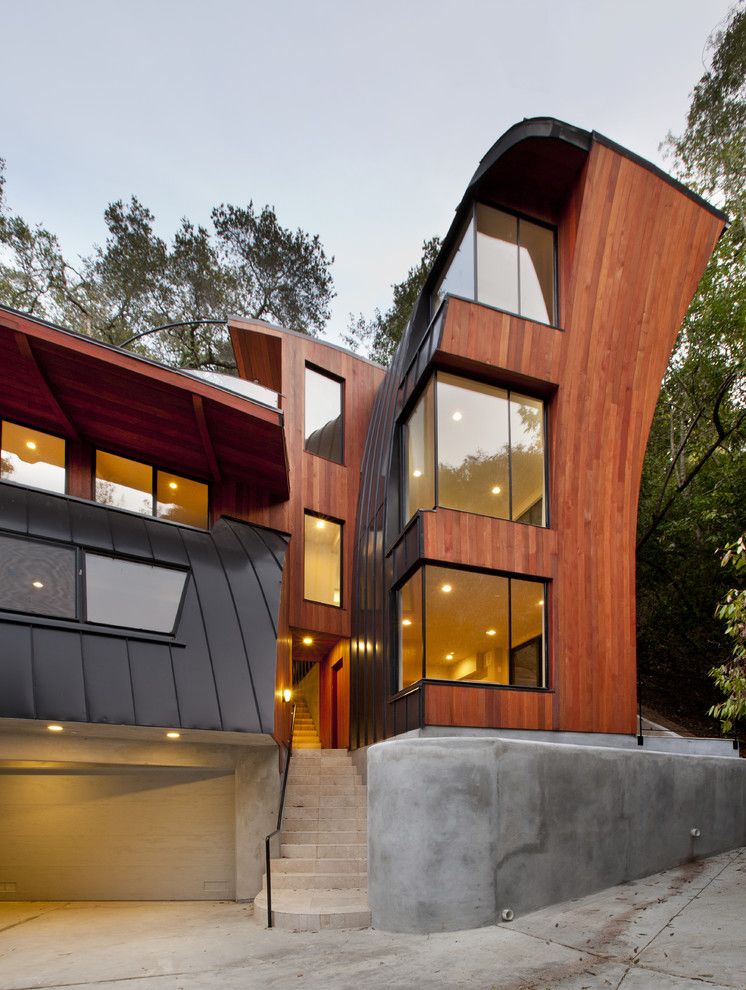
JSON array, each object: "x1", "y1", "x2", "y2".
[
  {"x1": 591, "y1": 131, "x2": 728, "y2": 225},
  {"x1": 227, "y1": 315, "x2": 386, "y2": 370},
  {"x1": 0, "y1": 304, "x2": 283, "y2": 417}
]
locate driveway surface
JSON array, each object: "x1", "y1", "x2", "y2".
[{"x1": 0, "y1": 848, "x2": 743, "y2": 989}]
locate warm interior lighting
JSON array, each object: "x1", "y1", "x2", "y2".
[
  {"x1": 32, "y1": 580, "x2": 44, "y2": 589},
  {"x1": 452, "y1": 411, "x2": 462, "y2": 422},
  {"x1": 25, "y1": 440, "x2": 37, "y2": 450},
  {"x1": 282, "y1": 688, "x2": 292, "y2": 703},
  {"x1": 168, "y1": 481, "x2": 178, "y2": 490},
  {"x1": 486, "y1": 628, "x2": 496, "y2": 636},
  {"x1": 491, "y1": 485, "x2": 502, "y2": 495},
  {"x1": 315, "y1": 518, "x2": 326, "y2": 530},
  {"x1": 538, "y1": 599, "x2": 544, "y2": 605},
  {"x1": 47, "y1": 724, "x2": 63, "y2": 732},
  {"x1": 402, "y1": 618, "x2": 412, "y2": 627},
  {"x1": 440, "y1": 583, "x2": 452, "y2": 593},
  {"x1": 302, "y1": 635, "x2": 314, "y2": 645},
  {"x1": 333, "y1": 590, "x2": 341, "y2": 605},
  {"x1": 166, "y1": 731, "x2": 180, "y2": 739},
  {"x1": 446, "y1": 652, "x2": 454, "y2": 660},
  {"x1": 412, "y1": 469, "x2": 423, "y2": 478}
]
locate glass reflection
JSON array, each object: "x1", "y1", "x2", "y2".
[
  {"x1": 95, "y1": 451, "x2": 153, "y2": 515},
  {"x1": 437, "y1": 374, "x2": 510, "y2": 520},
  {"x1": 157, "y1": 471, "x2": 208, "y2": 528},
  {"x1": 85, "y1": 553, "x2": 187, "y2": 632},
  {"x1": 509, "y1": 394, "x2": 546, "y2": 525},
  {"x1": 510, "y1": 577, "x2": 545, "y2": 687},
  {"x1": 432, "y1": 216, "x2": 475, "y2": 316},
  {"x1": 519, "y1": 220, "x2": 555, "y2": 324},
  {"x1": 402, "y1": 380, "x2": 435, "y2": 523},
  {"x1": 399, "y1": 568, "x2": 423, "y2": 689},
  {"x1": 1, "y1": 421, "x2": 66, "y2": 494},
  {"x1": 304, "y1": 512, "x2": 342, "y2": 607},
  {"x1": 476, "y1": 205, "x2": 519, "y2": 314},
  {"x1": 305, "y1": 367, "x2": 343, "y2": 463},
  {"x1": 0, "y1": 533, "x2": 76, "y2": 618}
]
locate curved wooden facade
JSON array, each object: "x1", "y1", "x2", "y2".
[{"x1": 350, "y1": 118, "x2": 725, "y2": 746}]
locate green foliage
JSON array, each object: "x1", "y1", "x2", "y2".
[
  {"x1": 344, "y1": 236, "x2": 441, "y2": 364},
  {"x1": 0, "y1": 165, "x2": 335, "y2": 370},
  {"x1": 637, "y1": 3, "x2": 746, "y2": 730},
  {"x1": 708, "y1": 535, "x2": 746, "y2": 732}
]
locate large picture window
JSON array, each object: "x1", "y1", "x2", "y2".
[
  {"x1": 432, "y1": 204, "x2": 556, "y2": 325},
  {"x1": 95, "y1": 451, "x2": 209, "y2": 529},
  {"x1": 398, "y1": 564, "x2": 546, "y2": 690},
  {"x1": 304, "y1": 366, "x2": 344, "y2": 464},
  {"x1": 84, "y1": 553, "x2": 188, "y2": 633},
  {"x1": 304, "y1": 512, "x2": 342, "y2": 607},
  {"x1": 1, "y1": 421, "x2": 66, "y2": 494},
  {"x1": 402, "y1": 372, "x2": 546, "y2": 527}
]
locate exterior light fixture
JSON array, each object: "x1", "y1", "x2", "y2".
[
  {"x1": 486, "y1": 628, "x2": 496, "y2": 636},
  {"x1": 302, "y1": 636, "x2": 313, "y2": 645},
  {"x1": 166, "y1": 731, "x2": 181, "y2": 739},
  {"x1": 538, "y1": 599, "x2": 544, "y2": 606},
  {"x1": 282, "y1": 688, "x2": 292, "y2": 703},
  {"x1": 412, "y1": 469, "x2": 423, "y2": 478},
  {"x1": 32, "y1": 580, "x2": 44, "y2": 589},
  {"x1": 47, "y1": 724, "x2": 63, "y2": 732},
  {"x1": 402, "y1": 618, "x2": 412, "y2": 627},
  {"x1": 441, "y1": 583, "x2": 452, "y2": 593},
  {"x1": 25, "y1": 440, "x2": 37, "y2": 450},
  {"x1": 168, "y1": 481, "x2": 178, "y2": 490},
  {"x1": 452, "y1": 411, "x2": 462, "y2": 422},
  {"x1": 491, "y1": 485, "x2": 501, "y2": 495},
  {"x1": 315, "y1": 519, "x2": 326, "y2": 530}
]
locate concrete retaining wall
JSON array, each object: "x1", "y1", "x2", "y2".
[{"x1": 367, "y1": 737, "x2": 746, "y2": 933}]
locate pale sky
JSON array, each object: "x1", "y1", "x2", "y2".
[{"x1": 1, "y1": 0, "x2": 732, "y2": 345}]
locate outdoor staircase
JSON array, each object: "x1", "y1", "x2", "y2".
[
  {"x1": 292, "y1": 698, "x2": 322, "y2": 749},
  {"x1": 254, "y1": 748, "x2": 370, "y2": 930}
]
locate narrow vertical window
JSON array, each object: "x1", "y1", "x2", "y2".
[
  {"x1": 398, "y1": 567, "x2": 423, "y2": 689},
  {"x1": 509, "y1": 393, "x2": 546, "y2": 526},
  {"x1": 1, "y1": 421, "x2": 66, "y2": 494},
  {"x1": 305, "y1": 366, "x2": 343, "y2": 464},
  {"x1": 402, "y1": 379, "x2": 435, "y2": 523},
  {"x1": 431, "y1": 215, "x2": 476, "y2": 316},
  {"x1": 304, "y1": 512, "x2": 342, "y2": 607},
  {"x1": 476, "y1": 205, "x2": 519, "y2": 314}
]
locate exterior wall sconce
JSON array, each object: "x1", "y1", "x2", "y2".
[{"x1": 283, "y1": 688, "x2": 292, "y2": 703}]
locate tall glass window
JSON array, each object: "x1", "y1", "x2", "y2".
[
  {"x1": 305, "y1": 366, "x2": 343, "y2": 464},
  {"x1": 397, "y1": 564, "x2": 546, "y2": 690},
  {"x1": 95, "y1": 451, "x2": 209, "y2": 528},
  {"x1": 431, "y1": 204, "x2": 556, "y2": 325},
  {"x1": 1, "y1": 421, "x2": 66, "y2": 494},
  {"x1": 401, "y1": 373, "x2": 546, "y2": 527},
  {"x1": 304, "y1": 512, "x2": 342, "y2": 607}
]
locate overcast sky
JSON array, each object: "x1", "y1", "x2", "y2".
[{"x1": 1, "y1": 0, "x2": 732, "y2": 344}]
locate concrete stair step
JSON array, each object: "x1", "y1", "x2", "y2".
[
  {"x1": 281, "y1": 843, "x2": 367, "y2": 859},
  {"x1": 283, "y1": 810, "x2": 367, "y2": 825},
  {"x1": 285, "y1": 794, "x2": 367, "y2": 809},
  {"x1": 253, "y1": 888, "x2": 370, "y2": 931},
  {"x1": 287, "y1": 783, "x2": 365, "y2": 797},
  {"x1": 267, "y1": 872, "x2": 367, "y2": 891},
  {"x1": 281, "y1": 829, "x2": 367, "y2": 844},
  {"x1": 271, "y1": 858, "x2": 367, "y2": 875}
]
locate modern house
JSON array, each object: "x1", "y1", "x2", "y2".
[{"x1": 1, "y1": 118, "x2": 743, "y2": 931}]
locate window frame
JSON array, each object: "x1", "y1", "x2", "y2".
[
  {"x1": 399, "y1": 371, "x2": 550, "y2": 530},
  {"x1": 431, "y1": 201, "x2": 559, "y2": 328},
  {"x1": 93, "y1": 447, "x2": 211, "y2": 529},
  {"x1": 303, "y1": 362, "x2": 346, "y2": 466},
  {"x1": 303, "y1": 509, "x2": 344, "y2": 609},
  {"x1": 0, "y1": 418, "x2": 68, "y2": 496},
  {"x1": 394, "y1": 561, "x2": 549, "y2": 693}
]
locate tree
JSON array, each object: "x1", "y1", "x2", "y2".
[
  {"x1": 636, "y1": 3, "x2": 746, "y2": 731},
  {"x1": 709, "y1": 534, "x2": 746, "y2": 733},
  {"x1": 345, "y1": 236, "x2": 441, "y2": 364},
  {"x1": 0, "y1": 167, "x2": 335, "y2": 370}
]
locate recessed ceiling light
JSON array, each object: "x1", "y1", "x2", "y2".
[
  {"x1": 441, "y1": 583, "x2": 452, "y2": 593},
  {"x1": 452, "y1": 411, "x2": 462, "y2": 422},
  {"x1": 486, "y1": 628, "x2": 496, "y2": 636},
  {"x1": 315, "y1": 519, "x2": 326, "y2": 529},
  {"x1": 402, "y1": 618, "x2": 412, "y2": 627},
  {"x1": 302, "y1": 636, "x2": 314, "y2": 645},
  {"x1": 446, "y1": 652, "x2": 454, "y2": 660},
  {"x1": 412, "y1": 469, "x2": 423, "y2": 478},
  {"x1": 166, "y1": 731, "x2": 180, "y2": 739},
  {"x1": 491, "y1": 485, "x2": 502, "y2": 495},
  {"x1": 47, "y1": 724, "x2": 63, "y2": 732},
  {"x1": 168, "y1": 481, "x2": 178, "y2": 490},
  {"x1": 32, "y1": 580, "x2": 44, "y2": 589},
  {"x1": 25, "y1": 440, "x2": 37, "y2": 450}
]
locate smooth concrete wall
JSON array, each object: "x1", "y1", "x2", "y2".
[
  {"x1": 235, "y1": 747, "x2": 280, "y2": 900},
  {"x1": 368, "y1": 737, "x2": 746, "y2": 933}
]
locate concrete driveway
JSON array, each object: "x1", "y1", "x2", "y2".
[{"x1": 0, "y1": 848, "x2": 743, "y2": 990}]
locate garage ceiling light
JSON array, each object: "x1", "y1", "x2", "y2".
[
  {"x1": 166, "y1": 731, "x2": 181, "y2": 739},
  {"x1": 47, "y1": 724, "x2": 63, "y2": 732}
]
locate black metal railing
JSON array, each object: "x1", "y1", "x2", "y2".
[{"x1": 263, "y1": 702, "x2": 296, "y2": 928}]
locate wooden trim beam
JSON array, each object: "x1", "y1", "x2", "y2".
[
  {"x1": 14, "y1": 332, "x2": 79, "y2": 439},
  {"x1": 192, "y1": 394, "x2": 222, "y2": 482}
]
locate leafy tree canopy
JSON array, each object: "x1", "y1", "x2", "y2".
[{"x1": 0, "y1": 170, "x2": 334, "y2": 370}]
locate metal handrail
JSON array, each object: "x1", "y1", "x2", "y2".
[{"x1": 264, "y1": 702, "x2": 296, "y2": 928}]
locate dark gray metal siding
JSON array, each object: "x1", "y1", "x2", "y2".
[{"x1": 0, "y1": 485, "x2": 288, "y2": 734}]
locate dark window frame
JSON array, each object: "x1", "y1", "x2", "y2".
[
  {"x1": 303, "y1": 508, "x2": 344, "y2": 609},
  {"x1": 93, "y1": 447, "x2": 211, "y2": 529},
  {"x1": 303, "y1": 362, "x2": 346, "y2": 466},
  {"x1": 0, "y1": 417, "x2": 69, "y2": 496}
]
